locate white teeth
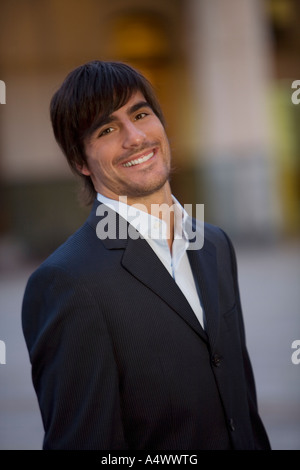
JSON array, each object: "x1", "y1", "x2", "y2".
[{"x1": 123, "y1": 151, "x2": 154, "y2": 167}]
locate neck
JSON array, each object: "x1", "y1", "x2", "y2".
[
  {"x1": 126, "y1": 182, "x2": 172, "y2": 210},
  {"x1": 123, "y1": 183, "x2": 175, "y2": 251}
]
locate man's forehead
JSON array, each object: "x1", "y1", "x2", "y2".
[{"x1": 112, "y1": 90, "x2": 147, "y2": 112}]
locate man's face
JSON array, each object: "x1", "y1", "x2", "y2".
[{"x1": 80, "y1": 91, "x2": 171, "y2": 202}]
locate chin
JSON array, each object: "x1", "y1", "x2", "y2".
[{"x1": 128, "y1": 176, "x2": 170, "y2": 198}]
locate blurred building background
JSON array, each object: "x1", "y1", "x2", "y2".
[{"x1": 0, "y1": 0, "x2": 299, "y2": 450}]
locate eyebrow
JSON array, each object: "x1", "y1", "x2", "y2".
[
  {"x1": 88, "y1": 101, "x2": 152, "y2": 137},
  {"x1": 127, "y1": 100, "x2": 152, "y2": 115}
]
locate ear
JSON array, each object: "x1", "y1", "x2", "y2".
[{"x1": 76, "y1": 162, "x2": 91, "y2": 176}]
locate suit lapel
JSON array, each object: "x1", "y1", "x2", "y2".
[
  {"x1": 122, "y1": 235, "x2": 207, "y2": 341},
  {"x1": 187, "y1": 239, "x2": 220, "y2": 352},
  {"x1": 88, "y1": 200, "x2": 210, "y2": 342}
]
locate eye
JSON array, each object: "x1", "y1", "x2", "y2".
[
  {"x1": 99, "y1": 127, "x2": 114, "y2": 137},
  {"x1": 135, "y1": 112, "x2": 148, "y2": 121}
]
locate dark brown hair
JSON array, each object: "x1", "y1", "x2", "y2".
[{"x1": 50, "y1": 60, "x2": 166, "y2": 205}]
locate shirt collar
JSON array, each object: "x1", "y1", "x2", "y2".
[{"x1": 97, "y1": 193, "x2": 189, "y2": 244}]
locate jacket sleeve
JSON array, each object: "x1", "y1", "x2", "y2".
[
  {"x1": 22, "y1": 264, "x2": 127, "y2": 450},
  {"x1": 222, "y1": 230, "x2": 271, "y2": 450}
]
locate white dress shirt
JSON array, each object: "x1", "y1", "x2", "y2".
[{"x1": 97, "y1": 193, "x2": 204, "y2": 328}]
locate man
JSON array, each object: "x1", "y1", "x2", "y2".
[{"x1": 22, "y1": 60, "x2": 271, "y2": 450}]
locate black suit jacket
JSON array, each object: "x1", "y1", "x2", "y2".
[{"x1": 22, "y1": 200, "x2": 271, "y2": 450}]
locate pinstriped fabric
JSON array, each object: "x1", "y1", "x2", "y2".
[{"x1": 21, "y1": 201, "x2": 271, "y2": 450}]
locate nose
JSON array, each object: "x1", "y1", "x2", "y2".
[{"x1": 122, "y1": 121, "x2": 146, "y2": 148}]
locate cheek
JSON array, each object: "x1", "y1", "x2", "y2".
[
  {"x1": 87, "y1": 145, "x2": 111, "y2": 171},
  {"x1": 160, "y1": 134, "x2": 171, "y2": 156},
  {"x1": 157, "y1": 127, "x2": 169, "y2": 148}
]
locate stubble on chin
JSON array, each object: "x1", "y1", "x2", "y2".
[{"x1": 122, "y1": 163, "x2": 171, "y2": 199}]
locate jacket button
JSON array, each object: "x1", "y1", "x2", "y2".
[
  {"x1": 228, "y1": 418, "x2": 235, "y2": 432},
  {"x1": 212, "y1": 354, "x2": 222, "y2": 367}
]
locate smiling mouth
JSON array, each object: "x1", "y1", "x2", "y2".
[{"x1": 122, "y1": 151, "x2": 154, "y2": 168}]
